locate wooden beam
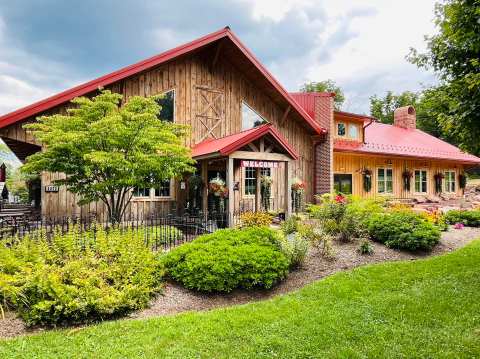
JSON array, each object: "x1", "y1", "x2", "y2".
[
  {"x1": 255, "y1": 168, "x2": 261, "y2": 212},
  {"x1": 285, "y1": 161, "x2": 292, "y2": 218},
  {"x1": 211, "y1": 40, "x2": 224, "y2": 71},
  {"x1": 229, "y1": 150, "x2": 292, "y2": 162},
  {"x1": 259, "y1": 138, "x2": 265, "y2": 152},
  {"x1": 265, "y1": 144, "x2": 274, "y2": 153},
  {"x1": 247, "y1": 142, "x2": 259, "y2": 152},
  {"x1": 280, "y1": 106, "x2": 291, "y2": 127},
  {"x1": 227, "y1": 157, "x2": 234, "y2": 226},
  {"x1": 201, "y1": 160, "x2": 208, "y2": 214}
]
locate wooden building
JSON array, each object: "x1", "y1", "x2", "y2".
[{"x1": 0, "y1": 27, "x2": 479, "y2": 221}]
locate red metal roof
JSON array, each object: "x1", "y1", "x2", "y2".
[
  {"x1": 334, "y1": 121, "x2": 480, "y2": 164},
  {"x1": 192, "y1": 124, "x2": 298, "y2": 160},
  {"x1": 289, "y1": 92, "x2": 335, "y2": 119},
  {"x1": 0, "y1": 27, "x2": 325, "y2": 135}
]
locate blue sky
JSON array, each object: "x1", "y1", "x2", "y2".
[{"x1": 0, "y1": 0, "x2": 438, "y2": 116}]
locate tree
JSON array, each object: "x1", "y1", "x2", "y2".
[
  {"x1": 301, "y1": 80, "x2": 345, "y2": 110},
  {"x1": 369, "y1": 91, "x2": 419, "y2": 124},
  {"x1": 22, "y1": 90, "x2": 195, "y2": 223},
  {"x1": 408, "y1": 0, "x2": 480, "y2": 155}
]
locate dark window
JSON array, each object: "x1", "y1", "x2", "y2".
[
  {"x1": 133, "y1": 187, "x2": 150, "y2": 197},
  {"x1": 334, "y1": 174, "x2": 352, "y2": 194},
  {"x1": 156, "y1": 90, "x2": 175, "y2": 122},
  {"x1": 241, "y1": 102, "x2": 268, "y2": 130},
  {"x1": 154, "y1": 180, "x2": 171, "y2": 197},
  {"x1": 337, "y1": 123, "x2": 346, "y2": 136}
]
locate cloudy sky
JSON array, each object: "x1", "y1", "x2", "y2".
[{"x1": 0, "y1": 0, "x2": 438, "y2": 116}]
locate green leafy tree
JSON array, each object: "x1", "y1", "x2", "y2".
[
  {"x1": 301, "y1": 80, "x2": 345, "y2": 110},
  {"x1": 369, "y1": 91, "x2": 419, "y2": 124},
  {"x1": 22, "y1": 90, "x2": 195, "y2": 223},
  {"x1": 407, "y1": 0, "x2": 480, "y2": 155}
]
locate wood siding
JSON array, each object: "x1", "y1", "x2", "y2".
[
  {"x1": 334, "y1": 152, "x2": 465, "y2": 198},
  {"x1": 0, "y1": 49, "x2": 315, "y2": 217}
]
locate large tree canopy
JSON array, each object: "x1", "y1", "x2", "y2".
[
  {"x1": 22, "y1": 90, "x2": 195, "y2": 222},
  {"x1": 370, "y1": 91, "x2": 419, "y2": 124},
  {"x1": 408, "y1": 0, "x2": 480, "y2": 155},
  {"x1": 300, "y1": 80, "x2": 345, "y2": 110}
]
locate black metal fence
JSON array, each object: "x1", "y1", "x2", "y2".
[{"x1": 0, "y1": 212, "x2": 230, "y2": 252}]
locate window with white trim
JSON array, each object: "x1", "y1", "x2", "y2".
[
  {"x1": 444, "y1": 171, "x2": 456, "y2": 193},
  {"x1": 244, "y1": 167, "x2": 271, "y2": 196},
  {"x1": 377, "y1": 168, "x2": 393, "y2": 193},
  {"x1": 133, "y1": 180, "x2": 172, "y2": 199},
  {"x1": 155, "y1": 90, "x2": 175, "y2": 122},
  {"x1": 415, "y1": 170, "x2": 428, "y2": 193}
]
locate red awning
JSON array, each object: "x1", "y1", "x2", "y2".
[{"x1": 192, "y1": 124, "x2": 298, "y2": 160}]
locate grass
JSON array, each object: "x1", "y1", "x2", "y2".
[{"x1": 2, "y1": 241, "x2": 480, "y2": 358}]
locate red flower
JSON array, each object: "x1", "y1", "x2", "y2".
[{"x1": 335, "y1": 194, "x2": 346, "y2": 203}]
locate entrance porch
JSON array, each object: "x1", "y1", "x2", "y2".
[{"x1": 190, "y1": 124, "x2": 298, "y2": 226}]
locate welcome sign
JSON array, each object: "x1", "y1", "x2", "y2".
[{"x1": 240, "y1": 160, "x2": 279, "y2": 168}]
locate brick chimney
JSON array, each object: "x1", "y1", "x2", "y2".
[{"x1": 394, "y1": 106, "x2": 416, "y2": 129}]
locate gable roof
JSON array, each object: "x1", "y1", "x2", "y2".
[
  {"x1": 334, "y1": 121, "x2": 480, "y2": 164},
  {"x1": 192, "y1": 123, "x2": 298, "y2": 160},
  {"x1": 0, "y1": 27, "x2": 325, "y2": 135},
  {"x1": 289, "y1": 92, "x2": 335, "y2": 120}
]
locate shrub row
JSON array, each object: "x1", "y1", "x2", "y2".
[
  {"x1": 0, "y1": 226, "x2": 164, "y2": 326},
  {"x1": 444, "y1": 209, "x2": 480, "y2": 227}
]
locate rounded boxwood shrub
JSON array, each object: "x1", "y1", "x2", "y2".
[
  {"x1": 0, "y1": 226, "x2": 163, "y2": 326},
  {"x1": 161, "y1": 227, "x2": 289, "y2": 292},
  {"x1": 367, "y1": 210, "x2": 441, "y2": 251}
]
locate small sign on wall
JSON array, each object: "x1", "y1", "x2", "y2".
[
  {"x1": 45, "y1": 185, "x2": 59, "y2": 193},
  {"x1": 240, "y1": 160, "x2": 279, "y2": 168}
]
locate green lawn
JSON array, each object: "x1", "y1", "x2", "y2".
[{"x1": 2, "y1": 241, "x2": 480, "y2": 359}]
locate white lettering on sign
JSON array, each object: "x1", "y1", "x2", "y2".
[
  {"x1": 240, "y1": 160, "x2": 279, "y2": 168},
  {"x1": 45, "y1": 185, "x2": 59, "y2": 193}
]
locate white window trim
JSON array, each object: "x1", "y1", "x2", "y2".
[
  {"x1": 243, "y1": 167, "x2": 256, "y2": 197},
  {"x1": 377, "y1": 167, "x2": 394, "y2": 194},
  {"x1": 155, "y1": 88, "x2": 176, "y2": 123},
  {"x1": 444, "y1": 170, "x2": 456, "y2": 193},
  {"x1": 132, "y1": 179, "x2": 174, "y2": 202},
  {"x1": 414, "y1": 169, "x2": 428, "y2": 194}
]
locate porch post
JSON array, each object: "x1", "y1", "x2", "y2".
[
  {"x1": 285, "y1": 160, "x2": 292, "y2": 218},
  {"x1": 227, "y1": 157, "x2": 234, "y2": 226},
  {"x1": 255, "y1": 167, "x2": 261, "y2": 212},
  {"x1": 201, "y1": 160, "x2": 208, "y2": 215}
]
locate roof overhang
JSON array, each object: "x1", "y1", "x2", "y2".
[
  {"x1": 192, "y1": 124, "x2": 298, "y2": 160},
  {"x1": 0, "y1": 27, "x2": 326, "y2": 136}
]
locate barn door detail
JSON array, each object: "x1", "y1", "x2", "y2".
[{"x1": 194, "y1": 86, "x2": 225, "y2": 143}]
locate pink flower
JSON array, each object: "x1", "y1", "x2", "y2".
[
  {"x1": 454, "y1": 222, "x2": 464, "y2": 230},
  {"x1": 335, "y1": 194, "x2": 346, "y2": 204}
]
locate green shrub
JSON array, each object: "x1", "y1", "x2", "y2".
[
  {"x1": 161, "y1": 227, "x2": 289, "y2": 292},
  {"x1": 279, "y1": 233, "x2": 309, "y2": 268},
  {"x1": 367, "y1": 210, "x2": 441, "y2": 251},
  {"x1": 0, "y1": 226, "x2": 163, "y2": 326},
  {"x1": 297, "y1": 223, "x2": 335, "y2": 259},
  {"x1": 444, "y1": 209, "x2": 480, "y2": 227},
  {"x1": 280, "y1": 216, "x2": 300, "y2": 235},
  {"x1": 358, "y1": 240, "x2": 374, "y2": 255}
]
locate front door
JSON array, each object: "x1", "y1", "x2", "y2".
[{"x1": 334, "y1": 174, "x2": 352, "y2": 194}]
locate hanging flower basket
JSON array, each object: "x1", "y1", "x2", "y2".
[
  {"x1": 291, "y1": 177, "x2": 305, "y2": 213},
  {"x1": 361, "y1": 168, "x2": 372, "y2": 193},
  {"x1": 402, "y1": 170, "x2": 413, "y2": 191},
  {"x1": 434, "y1": 173, "x2": 445, "y2": 193},
  {"x1": 209, "y1": 177, "x2": 227, "y2": 197}
]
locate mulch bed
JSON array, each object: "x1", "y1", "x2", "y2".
[{"x1": 2, "y1": 226, "x2": 480, "y2": 339}]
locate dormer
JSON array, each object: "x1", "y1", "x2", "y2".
[{"x1": 334, "y1": 111, "x2": 373, "y2": 142}]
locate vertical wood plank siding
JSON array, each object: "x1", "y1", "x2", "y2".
[
  {"x1": 0, "y1": 51, "x2": 315, "y2": 217},
  {"x1": 333, "y1": 152, "x2": 465, "y2": 198}
]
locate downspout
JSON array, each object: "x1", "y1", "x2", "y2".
[{"x1": 362, "y1": 118, "x2": 374, "y2": 144}]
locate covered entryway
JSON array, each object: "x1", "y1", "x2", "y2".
[{"x1": 191, "y1": 124, "x2": 298, "y2": 226}]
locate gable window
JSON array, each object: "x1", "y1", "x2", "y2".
[
  {"x1": 244, "y1": 167, "x2": 271, "y2": 196},
  {"x1": 133, "y1": 180, "x2": 172, "y2": 199},
  {"x1": 337, "y1": 122, "x2": 346, "y2": 136},
  {"x1": 415, "y1": 170, "x2": 428, "y2": 193},
  {"x1": 155, "y1": 90, "x2": 175, "y2": 122},
  {"x1": 377, "y1": 168, "x2": 393, "y2": 194},
  {"x1": 444, "y1": 171, "x2": 456, "y2": 193},
  {"x1": 242, "y1": 102, "x2": 268, "y2": 130},
  {"x1": 348, "y1": 124, "x2": 359, "y2": 139}
]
